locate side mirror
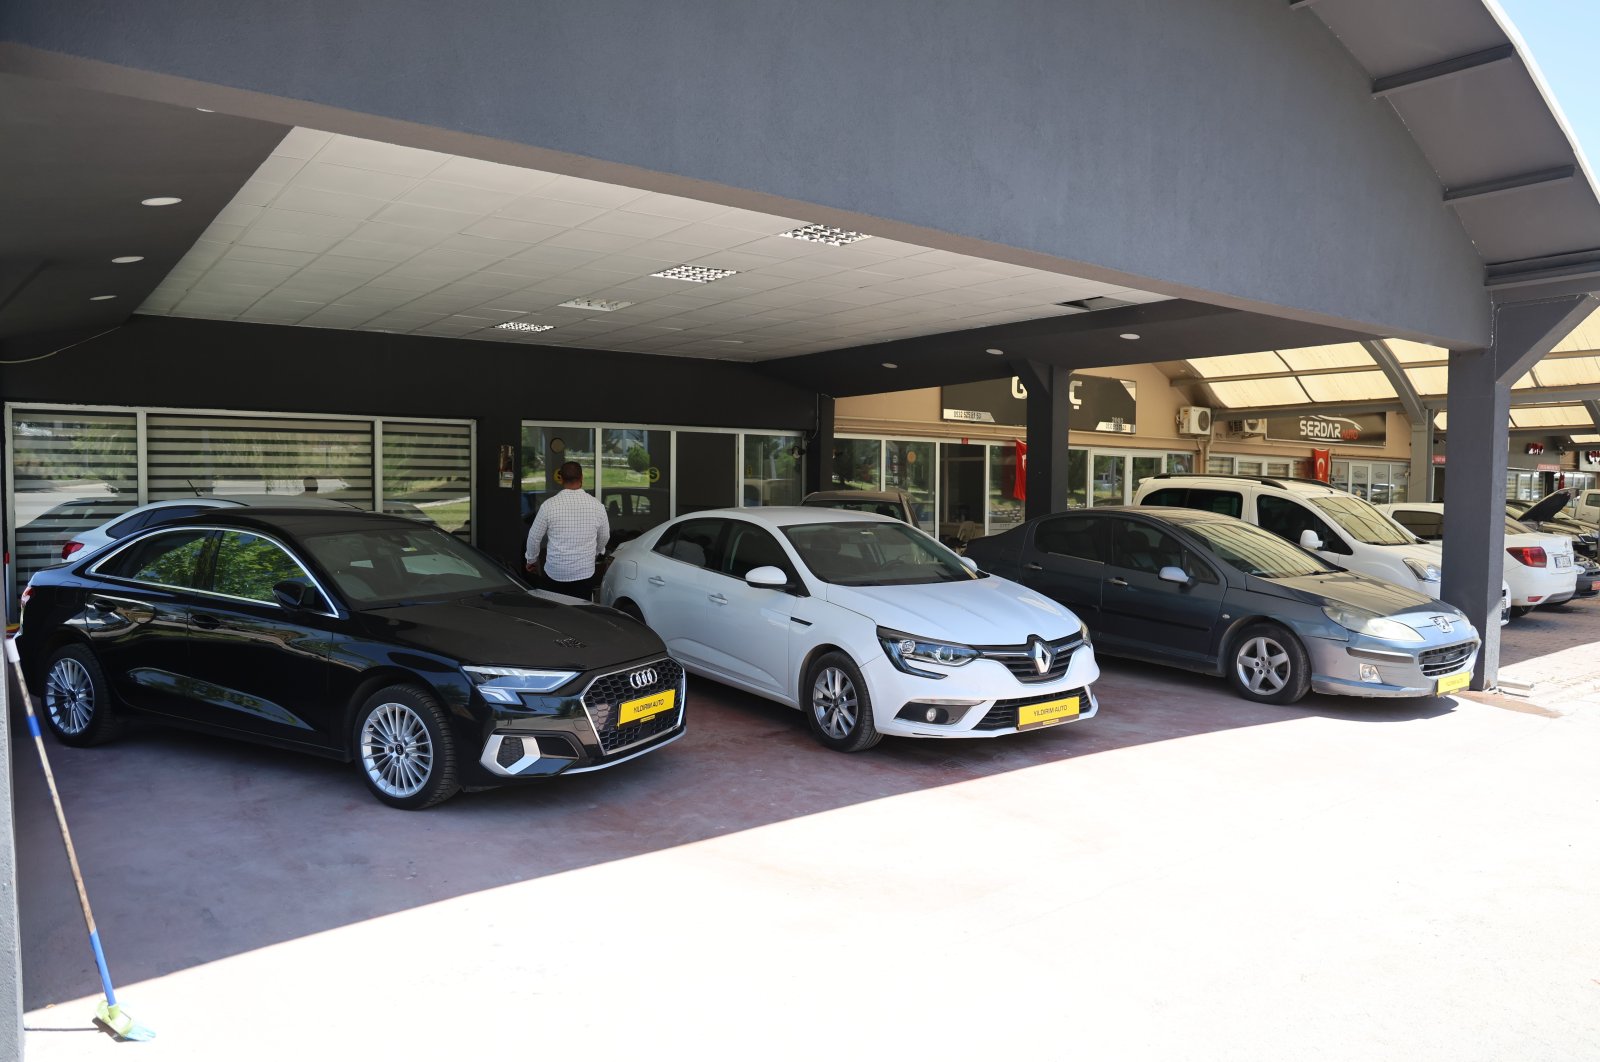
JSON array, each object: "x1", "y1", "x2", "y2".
[
  {"x1": 960, "y1": 556, "x2": 978, "y2": 572},
  {"x1": 1157, "y1": 565, "x2": 1191, "y2": 586},
  {"x1": 744, "y1": 565, "x2": 790, "y2": 589},
  {"x1": 272, "y1": 579, "x2": 321, "y2": 610},
  {"x1": 1298, "y1": 529, "x2": 1324, "y2": 551}
]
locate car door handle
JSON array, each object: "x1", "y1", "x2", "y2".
[
  {"x1": 1107, "y1": 577, "x2": 1130, "y2": 587},
  {"x1": 193, "y1": 614, "x2": 223, "y2": 630},
  {"x1": 709, "y1": 593, "x2": 728, "y2": 606},
  {"x1": 1024, "y1": 562, "x2": 1044, "y2": 571},
  {"x1": 647, "y1": 575, "x2": 666, "y2": 586}
]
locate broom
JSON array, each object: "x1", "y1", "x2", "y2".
[{"x1": 3, "y1": 635, "x2": 154, "y2": 1041}]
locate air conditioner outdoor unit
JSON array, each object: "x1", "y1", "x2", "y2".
[
  {"x1": 1177, "y1": 406, "x2": 1213, "y2": 436},
  {"x1": 1241, "y1": 418, "x2": 1267, "y2": 437}
]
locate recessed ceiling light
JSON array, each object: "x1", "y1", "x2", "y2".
[
  {"x1": 496, "y1": 321, "x2": 555, "y2": 332},
  {"x1": 558, "y1": 297, "x2": 633, "y2": 312},
  {"x1": 985, "y1": 348, "x2": 1004, "y2": 356},
  {"x1": 881, "y1": 362, "x2": 898, "y2": 369},
  {"x1": 89, "y1": 295, "x2": 117, "y2": 301},
  {"x1": 1120, "y1": 333, "x2": 1141, "y2": 340},
  {"x1": 111, "y1": 256, "x2": 145, "y2": 264},
  {"x1": 140, "y1": 197, "x2": 183, "y2": 207},
  {"x1": 651, "y1": 265, "x2": 738, "y2": 283},
  {"x1": 780, "y1": 223, "x2": 872, "y2": 246}
]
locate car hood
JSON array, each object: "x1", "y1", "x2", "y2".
[
  {"x1": 1517, "y1": 490, "x2": 1577, "y2": 524},
  {"x1": 357, "y1": 590, "x2": 663, "y2": 670},
  {"x1": 822, "y1": 576, "x2": 1079, "y2": 643},
  {"x1": 1254, "y1": 570, "x2": 1439, "y2": 616}
]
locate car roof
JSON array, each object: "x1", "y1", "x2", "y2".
[
  {"x1": 1082, "y1": 504, "x2": 1249, "y2": 526},
  {"x1": 802, "y1": 489, "x2": 908, "y2": 503},
  {"x1": 1141, "y1": 473, "x2": 1341, "y2": 496},
  {"x1": 676, "y1": 505, "x2": 900, "y2": 528},
  {"x1": 156, "y1": 507, "x2": 435, "y2": 535}
]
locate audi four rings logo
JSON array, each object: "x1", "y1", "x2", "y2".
[
  {"x1": 628, "y1": 668, "x2": 658, "y2": 689},
  {"x1": 1029, "y1": 638, "x2": 1052, "y2": 675}
]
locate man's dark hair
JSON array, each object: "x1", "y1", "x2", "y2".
[{"x1": 559, "y1": 461, "x2": 584, "y2": 485}]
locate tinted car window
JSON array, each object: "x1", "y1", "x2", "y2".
[
  {"x1": 722, "y1": 523, "x2": 794, "y2": 580},
  {"x1": 783, "y1": 521, "x2": 971, "y2": 586},
  {"x1": 1105, "y1": 519, "x2": 1200, "y2": 577},
  {"x1": 1142, "y1": 487, "x2": 1242, "y2": 518},
  {"x1": 300, "y1": 525, "x2": 518, "y2": 605},
  {"x1": 1184, "y1": 521, "x2": 1337, "y2": 578},
  {"x1": 96, "y1": 529, "x2": 210, "y2": 588},
  {"x1": 1256, "y1": 495, "x2": 1351, "y2": 555},
  {"x1": 652, "y1": 518, "x2": 725, "y2": 570},
  {"x1": 1308, "y1": 494, "x2": 1412, "y2": 546},
  {"x1": 211, "y1": 530, "x2": 314, "y2": 603},
  {"x1": 1390, "y1": 509, "x2": 1443, "y2": 539},
  {"x1": 1034, "y1": 515, "x2": 1104, "y2": 559}
]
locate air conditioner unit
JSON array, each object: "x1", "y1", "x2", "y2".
[
  {"x1": 1241, "y1": 418, "x2": 1267, "y2": 437},
  {"x1": 1177, "y1": 406, "x2": 1213, "y2": 436}
]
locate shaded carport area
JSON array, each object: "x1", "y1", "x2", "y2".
[{"x1": 3, "y1": 0, "x2": 1600, "y2": 1056}]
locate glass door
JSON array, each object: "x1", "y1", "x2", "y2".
[{"x1": 1091, "y1": 453, "x2": 1125, "y2": 506}]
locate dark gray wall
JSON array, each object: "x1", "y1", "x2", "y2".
[
  {"x1": 0, "y1": 316, "x2": 819, "y2": 566},
  {"x1": 2, "y1": 0, "x2": 1489, "y2": 347}
]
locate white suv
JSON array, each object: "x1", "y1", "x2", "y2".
[{"x1": 1133, "y1": 474, "x2": 1444, "y2": 598}]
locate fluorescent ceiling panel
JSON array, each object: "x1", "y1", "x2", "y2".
[
  {"x1": 1405, "y1": 366, "x2": 1449, "y2": 396},
  {"x1": 1185, "y1": 351, "x2": 1290, "y2": 378},
  {"x1": 1529, "y1": 355, "x2": 1600, "y2": 387},
  {"x1": 1508, "y1": 404, "x2": 1590, "y2": 427},
  {"x1": 1206, "y1": 377, "x2": 1311, "y2": 408},
  {"x1": 1276, "y1": 343, "x2": 1374, "y2": 372},
  {"x1": 1297, "y1": 370, "x2": 1395, "y2": 403},
  {"x1": 1385, "y1": 339, "x2": 1450, "y2": 363},
  {"x1": 1552, "y1": 306, "x2": 1600, "y2": 353}
]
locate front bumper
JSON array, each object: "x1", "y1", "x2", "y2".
[
  {"x1": 1305, "y1": 632, "x2": 1479, "y2": 699},
  {"x1": 858, "y1": 640, "x2": 1101, "y2": 739},
  {"x1": 461, "y1": 655, "x2": 687, "y2": 787}
]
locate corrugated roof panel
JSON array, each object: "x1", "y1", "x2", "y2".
[
  {"x1": 1530, "y1": 355, "x2": 1600, "y2": 387},
  {"x1": 1298, "y1": 370, "x2": 1396, "y2": 403},
  {"x1": 1386, "y1": 338, "x2": 1451, "y2": 363},
  {"x1": 1184, "y1": 351, "x2": 1291, "y2": 378},
  {"x1": 1512, "y1": 371, "x2": 1538, "y2": 389},
  {"x1": 1551, "y1": 307, "x2": 1600, "y2": 353},
  {"x1": 1570, "y1": 434, "x2": 1600, "y2": 444},
  {"x1": 1406, "y1": 366, "x2": 1450, "y2": 396},
  {"x1": 1206, "y1": 377, "x2": 1311, "y2": 408},
  {"x1": 1434, "y1": 411, "x2": 1448, "y2": 430},
  {"x1": 1508, "y1": 404, "x2": 1590, "y2": 428},
  {"x1": 1277, "y1": 343, "x2": 1375, "y2": 372}
]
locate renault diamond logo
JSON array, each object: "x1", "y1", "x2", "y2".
[
  {"x1": 1430, "y1": 615, "x2": 1454, "y2": 634},
  {"x1": 1029, "y1": 637, "x2": 1052, "y2": 675},
  {"x1": 628, "y1": 668, "x2": 658, "y2": 689}
]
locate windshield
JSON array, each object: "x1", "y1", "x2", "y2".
[
  {"x1": 1184, "y1": 520, "x2": 1337, "y2": 579},
  {"x1": 1309, "y1": 495, "x2": 1413, "y2": 546},
  {"x1": 782, "y1": 520, "x2": 974, "y2": 586},
  {"x1": 300, "y1": 525, "x2": 520, "y2": 605}
]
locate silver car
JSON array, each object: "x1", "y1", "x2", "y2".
[{"x1": 965, "y1": 505, "x2": 1480, "y2": 704}]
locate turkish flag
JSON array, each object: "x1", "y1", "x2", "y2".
[
  {"x1": 1312, "y1": 448, "x2": 1331, "y2": 482},
  {"x1": 1014, "y1": 439, "x2": 1028, "y2": 501}
]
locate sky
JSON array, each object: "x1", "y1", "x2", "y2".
[{"x1": 1497, "y1": 0, "x2": 1600, "y2": 169}]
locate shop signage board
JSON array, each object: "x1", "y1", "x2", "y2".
[
  {"x1": 941, "y1": 376, "x2": 1137, "y2": 434},
  {"x1": 1265, "y1": 412, "x2": 1386, "y2": 448}
]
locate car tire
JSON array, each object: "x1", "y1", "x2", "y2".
[
  {"x1": 802, "y1": 651, "x2": 882, "y2": 752},
  {"x1": 1509, "y1": 605, "x2": 1532, "y2": 618},
  {"x1": 354, "y1": 683, "x2": 460, "y2": 810},
  {"x1": 40, "y1": 644, "x2": 122, "y2": 747},
  {"x1": 1227, "y1": 623, "x2": 1311, "y2": 705}
]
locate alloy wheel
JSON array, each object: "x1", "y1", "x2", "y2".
[
  {"x1": 811, "y1": 666, "x2": 859, "y2": 740},
  {"x1": 1235, "y1": 636, "x2": 1291, "y2": 696},
  {"x1": 45, "y1": 657, "x2": 95, "y2": 735},
  {"x1": 360, "y1": 702, "x2": 435, "y2": 798}
]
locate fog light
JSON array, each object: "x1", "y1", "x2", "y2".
[
  {"x1": 1359, "y1": 663, "x2": 1381, "y2": 684},
  {"x1": 924, "y1": 707, "x2": 939, "y2": 722}
]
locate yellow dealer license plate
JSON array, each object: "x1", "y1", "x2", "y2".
[
  {"x1": 618, "y1": 689, "x2": 675, "y2": 726},
  {"x1": 1017, "y1": 695, "x2": 1080, "y2": 730},
  {"x1": 1436, "y1": 671, "x2": 1471, "y2": 696}
]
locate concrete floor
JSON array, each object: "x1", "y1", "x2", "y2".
[{"x1": 12, "y1": 601, "x2": 1600, "y2": 1060}]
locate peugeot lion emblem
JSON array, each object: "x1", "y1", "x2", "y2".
[
  {"x1": 1431, "y1": 615, "x2": 1454, "y2": 634},
  {"x1": 1029, "y1": 637, "x2": 1052, "y2": 675},
  {"x1": 628, "y1": 668, "x2": 658, "y2": 689}
]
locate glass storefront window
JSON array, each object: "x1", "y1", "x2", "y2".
[
  {"x1": 832, "y1": 438, "x2": 882, "y2": 491},
  {"x1": 885, "y1": 440, "x2": 935, "y2": 529},
  {"x1": 11, "y1": 409, "x2": 139, "y2": 590},
  {"x1": 521, "y1": 425, "x2": 597, "y2": 526},
  {"x1": 147, "y1": 414, "x2": 374, "y2": 507},
  {"x1": 1132, "y1": 455, "x2": 1163, "y2": 495},
  {"x1": 1166, "y1": 453, "x2": 1194, "y2": 474},
  {"x1": 1207, "y1": 455, "x2": 1233, "y2": 474},
  {"x1": 1091, "y1": 454, "x2": 1124, "y2": 506},
  {"x1": 383, "y1": 421, "x2": 472, "y2": 538},
  {"x1": 987, "y1": 444, "x2": 1024, "y2": 534},
  {"x1": 677, "y1": 431, "x2": 738, "y2": 514},
  {"x1": 743, "y1": 433, "x2": 803, "y2": 506},
  {"x1": 1066, "y1": 448, "x2": 1087, "y2": 508},
  {"x1": 602, "y1": 427, "x2": 672, "y2": 541},
  {"x1": 938, "y1": 442, "x2": 986, "y2": 546}
]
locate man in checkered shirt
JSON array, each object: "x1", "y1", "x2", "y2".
[{"x1": 524, "y1": 461, "x2": 611, "y2": 600}]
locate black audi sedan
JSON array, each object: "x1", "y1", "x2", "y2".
[
  {"x1": 964, "y1": 506, "x2": 1479, "y2": 705},
  {"x1": 16, "y1": 509, "x2": 685, "y2": 809}
]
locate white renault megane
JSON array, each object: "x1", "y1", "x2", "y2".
[{"x1": 599, "y1": 507, "x2": 1100, "y2": 751}]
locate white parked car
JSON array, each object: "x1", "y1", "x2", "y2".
[
  {"x1": 57, "y1": 493, "x2": 361, "y2": 562},
  {"x1": 1134, "y1": 474, "x2": 1447, "y2": 597},
  {"x1": 599, "y1": 507, "x2": 1100, "y2": 751},
  {"x1": 1378, "y1": 502, "x2": 1576, "y2": 615}
]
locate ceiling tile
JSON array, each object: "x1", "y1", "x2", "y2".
[
  {"x1": 650, "y1": 223, "x2": 766, "y2": 251},
  {"x1": 495, "y1": 196, "x2": 609, "y2": 227},
  {"x1": 221, "y1": 245, "x2": 318, "y2": 269},
  {"x1": 314, "y1": 136, "x2": 449, "y2": 177},
  {"x1": 539, "y1": 229, "x2": 643, "y2": 254},
  {"x1": 621, "y1": 194, "x2": 729, "y2": 222},
  {"x1": 579, "y1": 210, "x2": 687, "y2": 240},
  {"x1": 234, "y1": 228, "x2": 340, "y2": 254},
  {"x1": 252, "y1": 208, "x2": 364, "y2": 239},
  {"x1": 271, "y1": 184, "x2": 389, "y2": 220},
  {"x1": 293, "y1": 162, "x2": 420, "y2": 201},
  {"x1": 463, "y1": 216, "x2": 567, "y2": 244},
  {"x1": 537, "y1": 175, "x2": 649, "y2": 209},
  {"x1": 253, "y1": 155, "x2": 309, "y2": 185},
  {"x1": 371, "y1": 201, "x2": 485, "y2": 232},
  {"x1": 427, "y1": 156, "x2": 558, "y2": 194},
  {"x1": 708, "y1": 207, "x2": 801, "y2": 233},
  {"x1": 398, "y1": 180, "x2": 520, "y2": 215},
  {"x1": 232, "y1": 179, "x2": 285, "y2": 208},
  {"x1": 348, "y1": 221, "x2": 447, "y2": 248}
]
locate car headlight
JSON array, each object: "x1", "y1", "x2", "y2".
[
  {"x1": 1076, "y1": 621, "x2": 1093, "y2": 649},
  {"x1": 1402, "y1": 558, "x2": 1441, "y2": 583},
  {"x1": 463, "y1": 665, "x2": 581, "y2": 703},
  {"x1": 879, "y1": 628, "x2": 979, "y2": 678},
  {"x1": 1321, "y1": 606, "x2": 1424, "y2": 643}
]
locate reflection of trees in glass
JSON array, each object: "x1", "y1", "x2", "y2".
[
  {"x1": 13, "y1": 415, "x2": 138, "y2": 492},
  {"x1": 137, "y1": 537, "x2": 208, "y2": 588},
  {"x1": 627, "y1": 444, "x2": 650, "y2": 473},
  {"x1": 213, "y1": 533, "x2": 306, "y2": 602}
]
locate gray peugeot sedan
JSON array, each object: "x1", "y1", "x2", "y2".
[{"x1": 964, "y1": 505, "x2": 1479, "y2": 704}]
